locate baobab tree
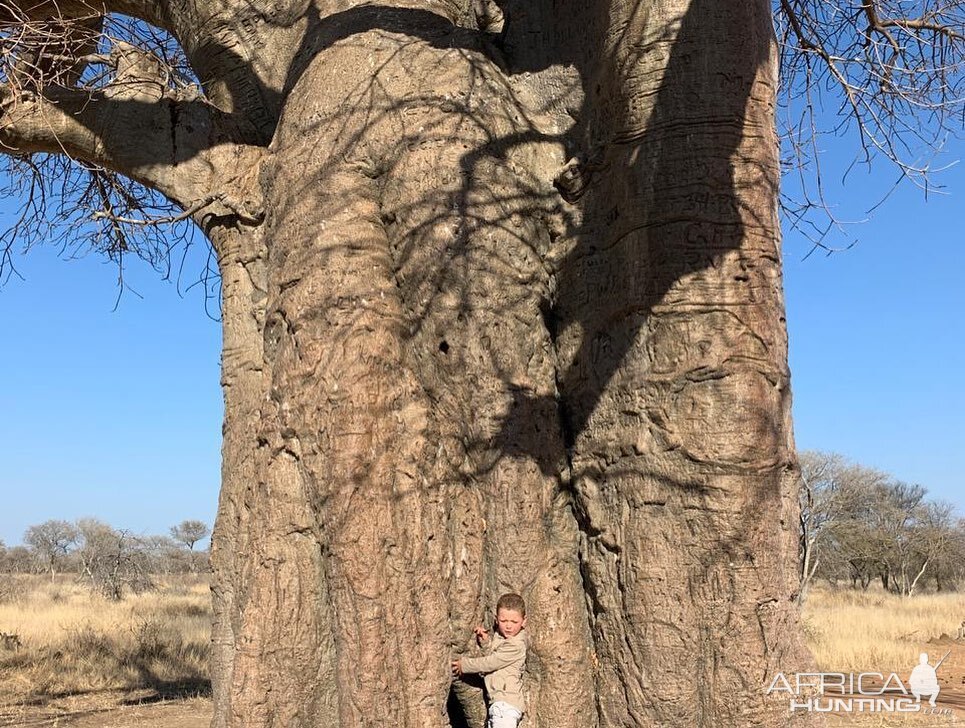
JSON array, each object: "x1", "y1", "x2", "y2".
[{"x1": 1, "y1": 0, "x2": 961, "y2": 726}]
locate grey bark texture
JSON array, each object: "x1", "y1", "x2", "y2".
[{"x1": 1, "y1": 0, "x2": 819, "y2": 725}]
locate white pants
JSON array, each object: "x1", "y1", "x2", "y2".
[{"x1": 487, "y1": 701, "x2": 522, "y2": 728}]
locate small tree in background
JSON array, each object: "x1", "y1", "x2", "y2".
[
  {"x1": 0, "y1": 546, "x2": 32, "y2": 574},
  {"x1": 75, "y1": 517, "x2": 153, "y2": 600},
  {"x1": 169, "y1": 520, "x2": 210, "y2": 551},
  {"x1": 23, "y1": 519, "x2": 78, "y2": 578},
  {"x1": 75, "y1": 517, "x2": 118, "y2": 584},
  {"x1": 903, "y1": 500, "x2": 959, "y2": 597},
  {"x1": 931, "y1": 516, "x2": 965, "y2": 592},
  {"x1": 797, "y1": 451, "x2": 892, "y2": 599},
  {"x1": 169, "y1": 521, "x2": 211, "y2": 574}
]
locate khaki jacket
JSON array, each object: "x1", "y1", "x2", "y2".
[{"x1": 460, "y1": 630, "x2": 527, "y2": 713}]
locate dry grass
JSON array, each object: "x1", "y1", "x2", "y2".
[
  {"x1": 2, "y1": 573, "x2": 962, "y2": 724},
  {"x1": 803, "y1": 584, "x2": 965, "y2": 673},
  {"x1": 0, "y1": 573, "x2": 210, "y2": 706}
]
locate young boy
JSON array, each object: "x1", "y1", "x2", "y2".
[{"x1": 451, "y1": 593, "x2": 528, "y2": 728}]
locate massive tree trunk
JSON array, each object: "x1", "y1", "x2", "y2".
[
  {"x1": 208, "y1": 2, "x2": 811, "y2": 726},
  {"x1": 2, "y1": 0, "x2": 816, "y2": 725}
]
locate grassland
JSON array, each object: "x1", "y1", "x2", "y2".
[
  {"x1": 804, "y1": 584, "x2": 965, "y2": 673},
  {"x1": 0, "y1": 573, "x2": 210, "y2": 707},
  {"x1": 0, "y1": 575, "x2": 962, "y2": 726}
]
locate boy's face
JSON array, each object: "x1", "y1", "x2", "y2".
[{"x1": 495, "y1": 607, "x2": 526, "y2": 638}]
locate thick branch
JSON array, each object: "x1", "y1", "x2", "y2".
[
  {"x1": 1, "y1": 85, "x2": 197, "y2": 190},
  {"x1": 860, "y1": 0, "x2": 901, "y2": 60},
  {"x1": 0, "y1": 0, "x2": 169, "y2": 32},
  {"x1": 882, "y1": 18, "x2": 964, "y2": 40},
  {"x1": 861, "y1": 0, "x2": 964, "y2": 42},
  {"x1": 0, "y1": 83, "x2": 264, "y2": 221}
]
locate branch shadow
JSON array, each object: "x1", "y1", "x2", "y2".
[{"x1": 487, "y1": 0, "x2": 775, "y2": 473}]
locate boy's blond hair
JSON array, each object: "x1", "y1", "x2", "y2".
[{"x1": 496, "y1": 592, "x2": 526, "y2": 616}]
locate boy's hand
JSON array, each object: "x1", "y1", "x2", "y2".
[
  {"x1": 451, "y1": 659, "x2": 463, "y2": 677},
  {"x1": 473, "y1": 625, "x2": 490, "y2": 645}
]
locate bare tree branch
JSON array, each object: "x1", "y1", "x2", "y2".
[
  {"x1": 0, "y1": 6, "x2": 271, "y2": 290},
  {"x1": 776, "y1": 0, "x2": 964, "y2": 251}
]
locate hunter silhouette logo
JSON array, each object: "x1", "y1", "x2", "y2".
[
  {"x1": 909, "y1": 651, "x2": 949, "y2": 707},
  {"x1": 767, "y1": 649, "x2": 952, "y2": 714}
]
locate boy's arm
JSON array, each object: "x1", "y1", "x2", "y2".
[{"x1": 459, "y1": 639, "x2": 525, "y2": 675}]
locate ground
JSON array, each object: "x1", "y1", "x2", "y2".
[
  {"x1": 3, "y1": 637, "x2": 964, "y2": 727},
  {"x1": 798, "y1": 636, "x2": 965, "y2": 728},
  {"x1": 0, "y1": 692, "x2": 211, "y2": 727}
]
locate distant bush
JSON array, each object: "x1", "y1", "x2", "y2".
[
  {"x1": 0, "y1": 575, "x2": 33, "y2": 605},
  {"x1": 2, "y1": 519, "x2": 211, "y2": 597}
]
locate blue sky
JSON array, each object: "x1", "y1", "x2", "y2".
[
  {"x1": 0, "y1": 241, "x2": 224, "y2": 546},
  {"x1": 1, "y1": 145, "x2": 962, "y2": 546},
  {"x1": 782, "y1": 127, "x2": 964, "y2": 515}
]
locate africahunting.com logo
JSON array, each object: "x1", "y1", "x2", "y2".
[{"x1": 767, "y1": 651, "x2": 953, "y2": 715}]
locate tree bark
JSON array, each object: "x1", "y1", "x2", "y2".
[
  {"x1": 205, "y1": 1, "x2": 816, "y2": 725},
  {"x1": 208, "y1": 16, "x2": 602, "y2": 724}
]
